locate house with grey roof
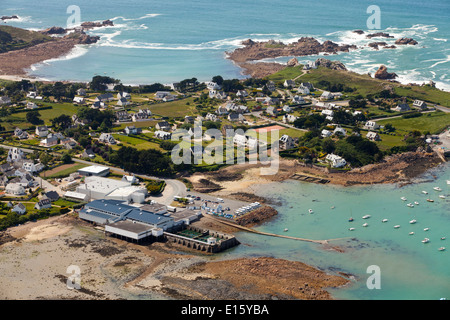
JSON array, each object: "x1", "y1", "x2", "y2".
[{"x1": 12, "y1": 203, "x2": 27, "y2": 215}]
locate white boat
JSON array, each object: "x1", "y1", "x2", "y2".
[
  {"x1": 441, "y1": 237, "x2": 446, "y2": 240},
  {"x1": 394, "y1": 225, "x2": 401, "y2": 229},
  {"x1": 422, "y1": 238, "x2": 430, "y2": 243},
  {"x1": 438, "y1": 247, "x2": 446, "y2": 251},
  {"x1": 447, "y1": 180, "x2": 450, "y2": 185},
  {"x1": 424, "y1": 228, "x2": 430, "y2": 231},
  {"x1": 427, "y1": 199, "x2": 434, "y2": 202},
  {"x1": 439, "y1": 195, "x2": 445, "y2": 199},
  {"x1": 362, "y1": 223, "x2": 368, "y2": 227},
  {"x1": 409, "y1": 232, "x2": 415, "y2": 235},
  {"x1": 331, "y1": 206, "x2": 335, "y2": 209},
  {"x1": 349, "y1": 228, "x2": 355, "y2": 231},
  {"x1": 434, "y1": 187, "x2": 442, "y2": 191},
  {"x1": 382, "y1": 219, "x2": 388, "y2": 223},
  {"x1": 407, "y1": 203, "x2": 414, "y2": 208},
  {"x1": 362, "y1": 215, "x2": 371, "y2": 219},
  {"x1": 284, "y1": 228, "x2": 288, "y2": 232},
  {"x1": 308, "y1": 209, "x2": 314, "y2": 214},
  {"x1": 422, "y1": 191, "x2": 428, "y2": 194},
  {"x1": 401, "y1": 197, "x2": 407, "y2": 201},
  {"x1": 409, "y1": 219, "x2": 417, "y2": 224},
  {"x1": 414, "y1": 201, "x2": 419, "y2": 205}
]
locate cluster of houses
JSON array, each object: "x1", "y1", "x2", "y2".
[{"x1": 1, "y1": 147, "x2": 44, "y2": 197}]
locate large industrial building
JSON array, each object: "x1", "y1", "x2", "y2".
[
  {"x1": 75, "y1": 176, "x2": 148, "y2": 203},
  {"x1": 77, "y1": 165, "x2": 110, "y2": 177}
]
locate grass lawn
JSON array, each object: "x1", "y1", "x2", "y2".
[
  {"x1": 43, "y1": 163, "x2": 88, "y2": 178},
  {"x1": 147, "y1": 97, "x2": 197, "y2": 118},
  {"x1": 376, "y1": 111, "x2": 450, "y2": 135},
  {"x1": 112, "y1": 134, "x2": 162, "y2": 151},
  {"x1": 266, "y1": 66, "x2": 305, "y2": 83}
]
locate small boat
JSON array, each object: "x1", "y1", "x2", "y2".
[
  {"x1": 414, "y1": 201, "x2": 419, "y2": 205},
  {"x1": 434, "y1": 187, "x2": 442, "y2": 191},
  {"x1": 427, "y1": 199, "x2": 434, "y2": 202},
  {"x1": 422, "y1": 238, "x2": 430, "y2": 243},
  {"x1": 382, "y1": 219, "x2": 388, "y2": 223},
  {"x1": 438, "y1": 247, "x2": 446, "y2": 251},
  {"x1": 401, "y1": 197, "x2": 407, "y2": 201},
  {"x1": 424, "y1": 228, "x2": 430, "y2": 231},
  {"x1": 362, "y1": 215, "x2": 371, "y2": 219},
  {"x1": 441, "y1": 237, "x2": 446, "y2": 240},
  {"x1": 409, "y1": 232, "x2": 415, "y2": 235},
  {"x1": 439, "y1": 195, "x2": 445, "y2": 199},
  {"x1": 349, "y1": 217, "x2": 354, "y2": 222},
  {"x1": 308, "y1": 209, "x2": 314, "y2": 214},
  {"x1": 447, "y1": 180, "x2": 450, "y2": 185},
  {"x1": 331, "y1": 206, "x2": 335, "y2": 209},
  {"x1": 394, "y1": 225, "x2": 401, "y2": 229},
  {"x1": 362, "y1": 223, "x2": 368, "y2": 227},
  {"x1": 349, "y1": 228, "x2": 355, "y2": 231},
  {"x1": 409, "y1": 219, "x2": 417, "y2": 224},
  {"x1": 422, "y1": 191, "x2": 428, "y2": 194},
  {"x1": 407, "y1": 203, "x2": 414, "y2": 208},
  {"x1": 284, "y1": 228, "x2": 288, "y2": 232}
]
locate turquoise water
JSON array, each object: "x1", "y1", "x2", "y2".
[
  {"x1": 1, "y1": 0, "x2": 449, "y2": 90},
  {"x1": 218, "y1": 163, "x2": 450, "y2": 300}
]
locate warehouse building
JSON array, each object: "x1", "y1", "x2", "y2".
[
  {"x1": 75, "y1": 176, "x2": 148, "y2": 204},
  {"x1": 77, "y1": 165, "x2": 110, "y2": 177}
]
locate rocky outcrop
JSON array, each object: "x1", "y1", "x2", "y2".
[
  {"x1": 352, "y1": 30, "x2": 365, "y2": 35},
  {"x1": 40, "y1": 26, "x2": 67, "y2": 35},
  {"x1": 287, "y1": 57, "x2": 300, "y2": 67},
  {"x1": 227, "y1": 37, "x2": 357, "y2": 63},
  {"x1": 374, "y1": 65, "x2": 397, "y2": 80},
  {"x1": 80, "y1": 20, "x2": 114, "y2": 30},
  {"x1": 395, "y1": 37, "x2": 418, "y2": 45},
  {"x1": 315, "y1": 58, "x2": 347, "y2": 71},
  {"x1": 366, "y1": 32, "x2": 394, "y2": 39},
  {"x1": 1, "y1": 15, "x2": 19, "y2": 21}
]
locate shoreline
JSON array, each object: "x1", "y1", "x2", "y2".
[{"x1": 0, "y1": 214, "x2": 350, "y2": 300}]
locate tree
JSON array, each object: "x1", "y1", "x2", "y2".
[
  {"x1": 26, "y1": 111, "x2": 43, "y2": 125},
  {"x1": 51, "y1": 114, "x2": 72, "y2": 131},
  {"x1": 61, "y1": 153, "x2": 72, "y2": 164},
  {"x1": 212, "y1": 75, "x2": 224, "y2": 85}
]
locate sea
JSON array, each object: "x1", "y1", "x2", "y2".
[
  {"x1": 1, "y1": 0, "x2": 450, "y2": 91},
  {"x1": 2, "y1": 0, "x2": 449, "y2": 300}
]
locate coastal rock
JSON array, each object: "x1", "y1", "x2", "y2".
[
  {"x1": 368, "y1": 42, "x2": 387, "y2": 50},
  {"x1": 374, "y1": 65, "x2": 397, "y2": 80},
  {"x1": 352, "y1": 30, "x2": 365, "y2": 35},
  {"x1": 227, "y1": 37, "x2": 357, "y2": 63},
  {"x1": 395, "y1": 37, "x2": 418, "y2": 45},
  {"x1": 40, "y1": 26, "x2": 67, "y2": 35},
  {"x1": 80, "y1": 20, "x2": 114, "y2": 30},
  {"x1": 287, "y1": 57, "x2": 300, "y2": 67},
  {"x1": 1, "y1": 15, "x2": 19, "y2": 21},
  {"x1": 366, "y1": 32, "x2": 394, "y2": 39},
  {"x1": 315, "y1": 58, "x2": 347, "y2": 71},
  {"x1": 63, "y1": 32, "x2": 100, "y2": 44}
]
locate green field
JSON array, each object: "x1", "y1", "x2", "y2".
[
  {"x1": 112, "y1": 133, "x2": 162, "y2": 151},
  {"x1": 147, "y1": 97, "x2": 197, "y2": 117},
  {"x1": 43, "y1": 163, "x2": 88, "y2": 178},
  {"x1": 377, "y1": 111, "x2": 450, "y2": 135},
  {"x1": 266, "y1": 66, "x2": 305, "y2": 83}
]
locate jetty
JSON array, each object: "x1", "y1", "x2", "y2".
[
  {"x1": 210, "y1": 216, "x2": 344, "y2": 245},
  {"x1": 290, "y1": 173, "x2": 330, "y2": 184}
]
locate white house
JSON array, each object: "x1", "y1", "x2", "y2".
[
  {"x1": 333, "y1": 127, "x2": 347, "y2": 136},
  {"x1": 321, "y1": 129, "x2": 332, "y2": 138},
  {"x1": 322, "y1": 109, "x2": 334, "y2": 117},
  {"x1": 366, "y1": 131, "x2": 381, "y2": 141},
  {"x1": 154, "y1": 130, "x2": 172, "y2": 140},
  {"x1": 283, "y1": 114, "x2": 298, "y2": 124},
  {"x1": 364, "y1": 121, "x2": 380, "y2": 130},
  {"x1": 12, "y1": 203, "x2": 27, "y2": 215},
  {"x1": 124, "y1": 125, "x2": 138, "y2": 135},
  {"x1": 117, "y1": 92, "x2": 131, "y2": 100},
  {"x1": 34, "y1": 199, "x2": 52, "y2": 210},
  {"x1": 35, "y1": 126, "x2": 49, "y2": 137},
  {"x1": 132, "y1": 109, "x2": 152, "y2": 122},
  {"x1": 117, "y1": 97, "x2": 130, "y2": 106},
  {"x1": 282, "y1": 105, "x2": 292, "y2": 113},
  {"x1": 413, "y1": 100, "x2": 427, "y2": 110},
  {"x1": 291, "y1": 95, "x2": 305, "y2": 104},
  {"x1": 5, "y1": 183, "x2": 26, "y2": 195},
  {"x1": 326, "y1": 153, "x2": 347, "y2": 168},
  {"x1": 392, "y1": 103, "x2": 410, "y2": 112},
  {"x1": 0, "y1": 96, "x2": 11, "y2": 105},
  {"x1": 279, "y1": 135, "x2": 295, "y2": 150},
  {"x1": 283, "y1": 79, "x2": 296, "y2": 88},
  {"x1": 77, "y1": 88, "x2": 86, "y2": 96},
  {"x1": 297, "y1": 86, "x2": 310, "y2": 95},
  {"x1": 205, "y1": 82, "x2": 221, "y2": 90},
  {"x1": 26, "y1": 101, "x2": 38, "y2": 109},
  {"x1": 99, "y1": 133, "x2": 116, "y2": 145},
  {"x1": 6, "y1": 148, "x2": 25, "y2": 163},
  {"x1": 236, "y1": 90, "x2": 248, "y2": 98},
  {"x1": 73, "y1": 96, "x2": 85, "y2": 105},
  {"x1": 320, "y1": 91, "x2": 334, "y2": 101}
]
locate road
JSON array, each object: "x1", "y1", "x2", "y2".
[{"x1": 250, "y1": 111, "x2": 308, "y2": 132}]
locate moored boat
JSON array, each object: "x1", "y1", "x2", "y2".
[
  {"x1": 434, "y1": 187, "x2": 442, "y2": 191},
  {"x1": 409, "y1": 232, "x2": 415, "y2": 235},
  {"x1": 349, "y1": 227, "x2": 355, "y2": 231},
  {"x1": 401, "y1": 197, "x2": 407, "y2": 201},
  {"x1": 362, "y1": 223, "x2": 368, "y2": 227},
  {"x1": 382, "y1": 219, "x2": 388, "y2": 223},
  {"x1": 362, "y1": 214, "x2": 371, "y2": 219},
  {"x1": 409, "y1": 219, "x2": 417, "y2": 224},
  {"x1": 422, "y1": 238, "x2": 430, "y2": 243},
  {"x1": 438, "y1": 247, "x2": 446, "y2": 251},
  {"x1": 308, "y1": 209, "x2": 314, "y2": 214},
  {"x1": 394, "y1": 225, "x2": 401, "y2": 229},
  {"x1": 424, "y1": 228, "x2": 430, "y2": 231},
  {"x1": 427, "y1": 199, "x2": 434, "y2": 202},
  {"x1": 422, "y1": 191, "x2": 428, "y2": 194}
]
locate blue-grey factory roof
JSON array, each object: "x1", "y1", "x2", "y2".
[{"x1": 126, "y1": 208, "x2": 172, "y2": 225}]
